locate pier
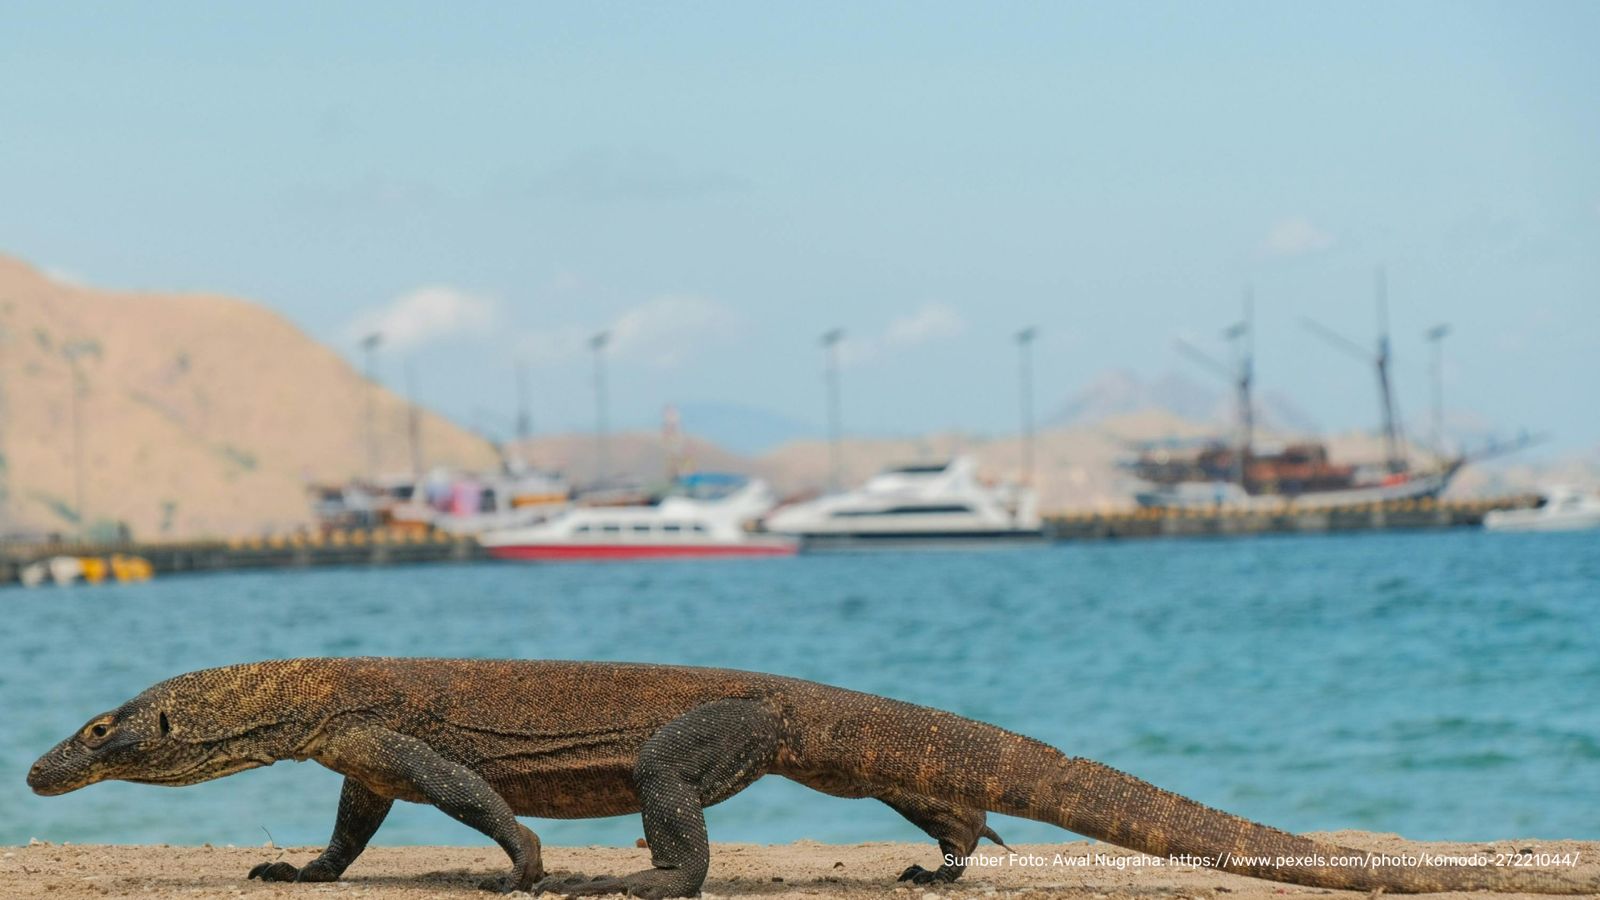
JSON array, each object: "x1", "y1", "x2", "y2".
[
  {"x1": 1045, "y1": 496, "x2": 1532, "y2": 540},
  {"x1": 0, "y1": 495, "x2": 1537, "y2": 585},
  {"x1": 1, "y1": 529, "x2": 485, "y2": 585}
]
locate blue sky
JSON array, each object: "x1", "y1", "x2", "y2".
[{"x1": 3, "y1": 2, "x2": 1596, "y2": 451}]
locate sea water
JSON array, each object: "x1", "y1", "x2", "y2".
[{"x1": 2, "y1": 529, "x2": 1596, "y2": 849}]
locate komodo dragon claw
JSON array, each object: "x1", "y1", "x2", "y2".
[
  {"x1": 530, "y1": 873, "x2": 634, "y2": 897},
  {"x1": 898, "y1": 863, "x2": 960, "y2": 884},
  {"x1": 248, "y1": 860, "x2": 339, "y2": 883}
]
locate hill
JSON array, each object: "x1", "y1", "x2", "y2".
[{"x1": 0, "y1": 255, "x2": 498, "y2": 539}]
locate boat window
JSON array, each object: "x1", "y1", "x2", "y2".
[
  {"x1": 601, "y1": 524, "x2": 622, "y2": 534},
  {"x1": 690, "y1": 523, "x2": 708, "y2": 534},
  {"x1": 832, "y1": 505, "x2": 973, "y2": 517},
  {"x1": 632, "y1": 523, "x2": 652, "y2": 533},
  {"x1": 574, "y1": 524, "x2": 592, "y2": 535},
  {"x1": 886, "y1": 463, "x2": 949, "y2": 474},
  {"x1": 662, "y1": 523, "x2": 682, "y2": 534}
]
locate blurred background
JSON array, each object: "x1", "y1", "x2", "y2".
[
  {"x1": 1, "y1": 0, "x2": 1596, "y2": 854},
  {"x1": 1, "y1": 2, "x2": 1597, "y2": 540}
]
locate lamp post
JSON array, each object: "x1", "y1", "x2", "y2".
[
  {"x1": 590, "y1": 331, "x2": 611, "y2": 488},
  {"x1": 360, "y1": 332, "x2": 382, "y2": 482},
  {"x1": 62, "y1": 341, "x2": 96, "y2": 536},
  {"x1": 1015, "y1": 327, "x2": 1037, "y2": 488},
  {"x1": 1425, "y1": 323, "x2": 1451, "y2": 457},
  {"x1": 821, "y1": 329, "x2": 845, "y2": 493},
  {"x1": 404, "y1": 361, "x2": 423, "y2": 477}
]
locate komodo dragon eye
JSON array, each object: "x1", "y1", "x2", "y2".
[{"x1": 81, "y1": 717, "x2": 115, "y2": 748}]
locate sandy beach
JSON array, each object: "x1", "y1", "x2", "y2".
[{"x1": 4, "y1": 834, "x2": 1595, "y2": 899}]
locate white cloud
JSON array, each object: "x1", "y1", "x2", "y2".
[
  {"x1": 829, "y1": 303, "x2": 967, "y2": 367},
  {"x1": 518, "y1": 294, "x2": 739, "y2": 369},
  {"x1": 609, "y1": 294, "x2": 739, "y2": 366},
  {"x1": 885, "y1": 303, "x2": 966, "y2": 347},
  {"x1": 346, "y1": 286, "x2": 498, "y2": 351},
  {"x1": 1263, "y1": 216, "x2": 1336, "y2": 256},
  {"x1": 44, "y1": 266, "x2": 89, "y2": 288}
]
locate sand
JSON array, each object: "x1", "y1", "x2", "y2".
[{"x1": 4, "y1": 834, "x2": 1595, "y2": 899}]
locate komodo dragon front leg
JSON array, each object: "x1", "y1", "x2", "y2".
[
  {"x1": 537, "y1": 699, "x2": 781, "y2": 899},
  {"x1": 254, "y1": 725, "x2": 543, "y2": 893},
  {"x1": 249, "y1": 776, "x2": 393, "y2": 883}
]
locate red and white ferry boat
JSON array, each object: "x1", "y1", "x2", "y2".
[{"x1": 478, "y1": 474, "x2": 797, "y2": 562}]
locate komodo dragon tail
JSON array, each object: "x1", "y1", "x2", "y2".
[{"x1": 819, "y1": 701, "x2": 1593, "y2": 894}]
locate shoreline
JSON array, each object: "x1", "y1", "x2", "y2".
[{"x1": 5, "y1": 833, "x2": 1595, "y2": 898}]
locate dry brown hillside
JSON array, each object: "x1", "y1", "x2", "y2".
[{"x1": 0, "y1": 255, "x2": 497, "y2": 539}]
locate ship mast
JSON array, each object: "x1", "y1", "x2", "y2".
[
  {"x1": 1226, "y1": 289, "x2": 1255, "y2": 485},
  {"x1": 1373, "y1": 268, "x2": 1404, "y2": 473},
  {"x1": 1302, "y1": 266, "x2": 1408, "y2": 474},
  {"x1": 1175, "y1": 289, "x2": 1255, "y2": 487}
]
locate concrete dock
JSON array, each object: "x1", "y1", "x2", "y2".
[
  {"x1": 1, "y1": 495, "x2": 1537, "y2": 585},
  {"x1": 1, "y1": 529, "x2": 485, "y2": 585},
  {"x1": 1044, "y1": 495, "x2": 1533, "y2": 540}
]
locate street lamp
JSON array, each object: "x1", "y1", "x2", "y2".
[
  {"x1": 821, "y1": 329, "x2": 845, "y2": 493},
  {"x1": 360, "y1": 332, "x2": 383, "y2": 482},
  {"x1": 1015, "y1": 327, "x2": 1037, "y2": 488},
  {"x1": 62, "y1": 341, "x2": 96, "y2": 536},
  {"x1": 590, "y1": 331, "x2": 611, "y2": 488},
  {"x1": 1425, "y1": 323, "x2": 1451, "y2": 458}
]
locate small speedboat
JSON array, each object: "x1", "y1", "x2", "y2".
[
  {"x1": 1483, "y1": 486, "x2": 1600, "y2": 533},
  {"x1": 479, "y1": 474, "x2": 797, "y2": 561}
]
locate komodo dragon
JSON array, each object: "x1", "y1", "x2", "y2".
[{"x1": 27, "y1": 658, "x2": 1594, "y2": 896}]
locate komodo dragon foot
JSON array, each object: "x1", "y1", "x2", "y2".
[
  {"x1": 248, "y1": 859, "x2": 342, "y2": 883},
  {"x1": 535, "y1": 870, "x2": 715, "y2": 898}
]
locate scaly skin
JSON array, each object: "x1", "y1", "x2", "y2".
[{"x1": 26, "y1": 658, "x2": 1597, "y2": 897}]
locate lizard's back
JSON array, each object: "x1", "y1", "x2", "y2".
[{"x1": 307, "y1": 658, "x2": 807, "y2": 818}]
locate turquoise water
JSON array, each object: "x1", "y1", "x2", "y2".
[{"x1": 3, "y1": 530, "x2": 1597, "y2": 850}]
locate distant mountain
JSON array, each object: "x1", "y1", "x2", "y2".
[
  {"x1": 1046, "y1": 368, "x2": 1321, "y2": 436},
  {"x1": 0, "y1": 254, "x2": 498, "y2": 539},
  {"x1": 671, "y1": 402, "x2": 816, "y2": 456},
  {"x1": 1046, "y1": 369, "x2": 1219, "y2": 426}
]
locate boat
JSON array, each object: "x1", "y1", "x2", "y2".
[
  {"x1": 1129, "y1": 284, "x2": 1466, "y2": 510},
  {"x1": 1130, "y1": 442, "x2": 1462, "y2": 510},
  {"x1": 390, "y1": 465, "x2": 571, "y2": 535},
  {"x1": 310, "y1": 464, "x2": 571, "y2": 536},
  {"x1": 763, "y1": 457, "x2": 1041, "y2": 545},
  {"x1": 479, "y1": 473, "x2": 797, "y2": 561},
  {"x1": 1484, "y1": 486, "x2": 1600, "y2": 532}
]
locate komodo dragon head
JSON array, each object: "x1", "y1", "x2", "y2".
[{"x1": 28, "y1": 665, "x2": 293, "y2": 795}]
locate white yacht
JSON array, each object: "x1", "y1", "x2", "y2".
[
  {"x1": 1483, "y1": 486, "x2": 1600, "y2": 533},
  {"x1": 764, "y1": 457, "x2": 1041, "y2": 545},
  {"x1": 479, "y1": 474, "x2": 797, "y2": 561}
]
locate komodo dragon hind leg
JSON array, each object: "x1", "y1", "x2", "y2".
[
  {"x1": 250, "y1": 776, "x2": 393, "y2": 883},
  {"x1": 535, "y1": 699, "x2": 781, "y2": 899},
  {"x1": 879, "y1": 790, "x2": 1003, "y2": 885}
]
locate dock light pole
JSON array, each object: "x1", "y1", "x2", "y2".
[
  {"x1": 62, "y1": 341, "x2": 95, "y2": 536},
  {"x1": 821, "y1": 328, "x2": 845, "y2": 493},
  {"x1": 404, "y1": 361, "x2": 423, "y2": 478},
  {"x1": 515, "y1": 361, "x2": 533, "y2": 447},
  {"x1": 590, "y1": 331, "x2": 611, "y2": 488},
  {"x1": 1425, "y1": 323, "x2": 1451, "y2": 458},
  {"x1": 1015, "y1": 327, "x2": 1037, "y2": 488},
  {"x1": 361, "y1": 332, "x2": 382, "y2": 483}
]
